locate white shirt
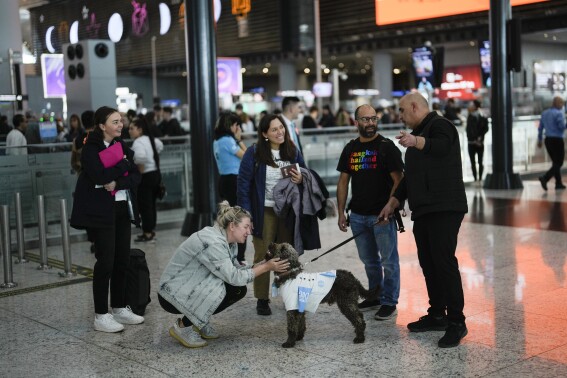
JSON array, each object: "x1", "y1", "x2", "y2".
[
  {"x1": 131, "y1": 135, "x2": 164, "y2": 173},
  {"x1": 278, "y1": 271, "x2": 337, "y2": 313},
  {"x1": 6, "y1": 129, "x2": 27, "y2": 155}
]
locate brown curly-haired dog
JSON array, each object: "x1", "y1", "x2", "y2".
[{"x1": 266, "y1": 242, "x2": 380, "y2": 348}]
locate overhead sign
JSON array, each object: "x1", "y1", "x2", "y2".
[{"x1": 375, "y1": 0, "x2": 548, "y2": 26}]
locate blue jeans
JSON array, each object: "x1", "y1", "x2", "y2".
[{"x1": 350, "y1": 212, "x2": 400, "y2": 306}]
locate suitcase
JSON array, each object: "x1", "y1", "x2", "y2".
[{"x1": 125, "y1": 248, "x2": 151, "y2": 316}]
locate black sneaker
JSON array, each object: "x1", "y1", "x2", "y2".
[
  {"x1": 374, "y1": 305, "x2": 397, "y2": 320},
  {"x1": 538, "y1": 176, "x2": 548, "y2": 191},
  {"x1": 438, "y1": 322, "x2": 468, "y2": 348},
  {"x1": 556, "y1": 184, "x2": 566, "y2": 190},
  {"x1": 256, "y1": 299, "x2": 272, "y2": 316},
  {"x1": 407, "y1": 314, "x2": 448, "y2": 332},
  {"x1": 357, "y1": 299, "x2": 381, "y2": 312}
]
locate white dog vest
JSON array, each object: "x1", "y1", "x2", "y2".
[{"x1": 278, "y1": 271, "x2": 336, "y2": 313}]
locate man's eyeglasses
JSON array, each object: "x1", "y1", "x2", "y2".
[{"x1": 357, "y1": 116, "x2": 378, "y2": 123}]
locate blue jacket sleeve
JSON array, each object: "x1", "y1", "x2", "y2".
[
  {"x1": 237, "y1": 147, "x2": 255, "y2": 212},
  {"x1": 296, "y1": 150, "x2": 306, "y2": 168}
]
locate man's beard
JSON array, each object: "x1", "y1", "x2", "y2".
[{"x1": 358, "y1": 125, "x2": 377, "y2": 138}]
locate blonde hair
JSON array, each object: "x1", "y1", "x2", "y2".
[{"x1": 216, "y1": 201, "x2": 251, "y2": 228}]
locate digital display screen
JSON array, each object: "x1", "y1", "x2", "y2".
[
  {"x1": 39, "y1": 121, "x2": 57, "y2": 142},
  {"x1": 533, "y1": 60, "x2": 567, "y2": 92},
  {"x1": 217, "y1": 57, "x2": 243, "y2": 95},
  {"x1": 412, "y1": 47, "x2": 435, "y2": 87},
  {"x1": 375, "y1": 0, "x2": 549, "y2": 26},
  {"x1": 40, "y1": 54, "x2": 66, "y2": 98},
  {"x1": 479, "y1": 40, "x2": 491, "y2": 87},
  {"x1": 313, "y1": 82, "x2": 332, "y2": 97},
  {"x1": 438, "y1": 65, "x2": 482, "y2": 100}
]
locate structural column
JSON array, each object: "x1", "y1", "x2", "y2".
[
  {"x1": 372, "y1": 52, "x2": 393, "y2": 101},
  {"x1": 181, "y1": 0, "x2": 219, "y2": 236},
  {"x1": 279, "y1": 62, "x2": 297, "y2": 91},
  {"x1": 484, "y1": 0, "x2": 523, "y2": 189},
  {"x1": 0, "y1": 1, "x2": 27, "y2": 117}
]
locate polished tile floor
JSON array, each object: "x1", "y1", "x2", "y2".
[{"x1": 1, "y1": 176, "x2": 566, "y2": 377}]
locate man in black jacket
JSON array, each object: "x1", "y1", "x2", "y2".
[{"x1": 379, "y1": 93, "x2": 468, "y2": 348}]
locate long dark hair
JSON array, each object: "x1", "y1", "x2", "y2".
[
  {"x1": 255, "y1": 114, "x2": 296, "y2": 167},
  {"x1": 214, "y1": 112, "x2": 240, "y2": 140},
  {"x1": 92, "y1": 106, "x2": 119, "y2": 137},
  {"x1": 69, "y1": 114, "x2": 82, "y2": 131},
  {"x1": 131, "y1": 117, "x2": 160, "y2": 169}
]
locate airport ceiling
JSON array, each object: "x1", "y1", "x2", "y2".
[{"x1": 17, "y1": 0, "x2": 567, "y2": 77}]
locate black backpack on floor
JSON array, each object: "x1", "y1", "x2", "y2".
[{"x1": 125, "y1": 248, "x2": 151, "y2": 316}]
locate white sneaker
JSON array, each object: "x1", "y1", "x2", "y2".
[
  {"x1": 111, "y1": 306, "x2": 145, "y2": 325},
  {"x1": 94, "y1": 313, "x2": 124, "y2": 333},
  {"x1": 169, "y1": 319, "x2": 207, "y2": 348},
  {"x1": 193, "y1": 323, "x2": 219, "y2": 339}
]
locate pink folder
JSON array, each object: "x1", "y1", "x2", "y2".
[{"x1": 98, "y1": 142, "x2": 128, "y2": 195}]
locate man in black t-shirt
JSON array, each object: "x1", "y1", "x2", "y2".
[{"x1": 336, "y1": 104, "x2": 404, "y2": 320}]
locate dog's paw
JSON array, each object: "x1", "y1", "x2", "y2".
[
  {"x1": 353, "y1": 336, "x2": 365, "y2": 344},
  {"x1": 282, "y1": 341, "x2": 295, "y2": 348}
]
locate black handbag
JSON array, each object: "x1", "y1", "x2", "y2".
[
  {"x1": 156, "y1": 170, "x2": 166, "y2": 200},
  {"x1": 157, "y1": 180, "x2": 166, "y2": 200}
]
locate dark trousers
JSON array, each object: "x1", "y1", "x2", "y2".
[
  {"x1": 468, "y1": 143, "x2": 484, "y2": 181},
  {"x1": 219, "y1": 174, "x2": 246, "y2": 261},
  {"x1": 89, "y1": 201, "x2": 132, "y2": 314},
  {"x1": 158, "y1": 284, "x2": 247, "y2": 327},
  {"x1": 137, "y1": 170, "x2": 161, "y2": 233},
  {"x1": 412, "y1": 211, "x2": 465, "y2": 323},
  {"x1": 543, "y1": 137, "x2": 565, "y2": 186}
]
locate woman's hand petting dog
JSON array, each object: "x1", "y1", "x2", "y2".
[{"x1": 261, "y1": 258, "x2": 290, "y2": 273}]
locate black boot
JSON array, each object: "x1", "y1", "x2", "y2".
[{"x1": 256, "y1": 299, "x2": 272, "y2": 316}]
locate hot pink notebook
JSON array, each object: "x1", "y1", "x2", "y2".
[{"x1": 98, "y1": 142, "x2": 128, "y2": 195}]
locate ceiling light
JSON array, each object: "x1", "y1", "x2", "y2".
[
  {"x1": 262, "y1": 67, "x2": 269, "y2": 74},
  {"x1": 323, "y1": 68, "x2": 330, "y2": 74},
  {"x1": 241, "y1": 67, "x2": 246, "y2": 73},
  {"x1": 469, "y1": 41, "x2": 475, "y2": 46},
  {"x1": 265, "y1": 62, "x2": 271, "y2": 68},
  {"x1": 304, "y1": 68, "x2": 311, "y2": 74},
  {"x1": 361, "y1": 69, "x2": 367, "y2": 74},
  {"x1": 393, "y1": 68, "x2": 401, "y2": 74},
  {"x1": 364, "y1": 64, "x2": 370, "y2": 70},
  {"x1": 338, "y1": 62, "x2": 345, "y2": 68}
]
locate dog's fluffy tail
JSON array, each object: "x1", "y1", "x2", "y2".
[{"x1": 358, "y1": 282, "x2": 381, "y2": 300}]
